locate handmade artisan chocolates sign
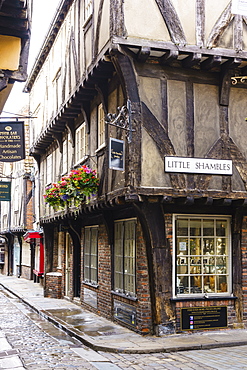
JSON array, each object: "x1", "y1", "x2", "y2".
[
  {"x1": 0, "y1": 121, "x2": 25, "y2": 162},
  {"x1": 181, "y1": 306, "x2": 227, "y2": 331}
]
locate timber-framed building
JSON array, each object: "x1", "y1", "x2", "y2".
[{"x1": 24, "y1": 0, "x2": 247, "y2": 334}]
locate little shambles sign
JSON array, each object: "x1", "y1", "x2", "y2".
[
  {"x1": 0, "y1": 122, "x2": 25, "y2": 162},
  {"x1": 165, "y1": 156, "x2": 232, "y2": 176}
]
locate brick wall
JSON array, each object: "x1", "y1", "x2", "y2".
[
  {"x1": 175, "y1": 300, "x2": 237, "y2": 332},
  {"x1": 44, "y1": 272, "x2": 62, "y2": 298},
  {"x1": 79, "y1": 220, "x2": 153, "y2": 334},
  {"x1": 22, "y1": 265, "x2": 31, "y2": 280}
]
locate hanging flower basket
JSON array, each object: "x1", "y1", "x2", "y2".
[{"x1": 43, "y1": 165, "x2": 99, "y2": 209}]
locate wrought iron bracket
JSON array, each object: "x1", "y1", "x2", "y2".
[
  {"x1": 231, "y1": 76, "x2": 247, "y2": 85},
  {"x1": 105, "y1": 100, "x2": 135, "y2": 143}
]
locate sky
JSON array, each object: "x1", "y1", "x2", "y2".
[{"x1": 2, "y1": 0, "x2": 61, "y2": 117}]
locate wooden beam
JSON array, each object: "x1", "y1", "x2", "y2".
[
  {"x1": 182, "y1": 53, "x2": 201, "y2": 68},
  {"x1": 160, "y1": 50, "x2": 178, "y2": 65},
  {"x1": 155, "y1": 0, "x2": 186, "y2": 45},
  {"x1": 196, "y1": 0, "x2": 205, "y2": 47},
  {"x1": 137, "y1": 47, "x2": 151, "y2": 63},
  {"x1": 201, "y1": 55, "x2": 222, "y2": 70}
]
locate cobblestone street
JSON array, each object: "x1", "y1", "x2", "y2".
[{"x1": 1, "y1": 286, "x2": 247, "y2": 369}]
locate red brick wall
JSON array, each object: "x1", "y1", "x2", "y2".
[{"x1": 80, "y1": 220, "x2": 153, "y2": 333}]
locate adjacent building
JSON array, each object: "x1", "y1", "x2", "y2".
[
  {"x1": 20, "y1": 0, "x2": 247, "y2": 335},
  {"x1": 0, "y1": 0, "x2": 32, "y2": 113}
]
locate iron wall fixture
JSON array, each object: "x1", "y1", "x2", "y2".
[{"x1": 105, "y1": 100, "x2": 135, "y2": 143}]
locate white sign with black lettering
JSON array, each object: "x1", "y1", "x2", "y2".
[
  {"x1": 232, "y1": 0, "x2": 247, "y2": 16},
  {"x1": 165, "y1": 157, "x2": 232, "y2": 176}
]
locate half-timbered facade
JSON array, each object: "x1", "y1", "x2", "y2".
[{"x1": 25, "y1": 0, "x2": 247, "y2": 334}]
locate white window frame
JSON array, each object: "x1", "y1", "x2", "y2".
[
  {"x1": 173, "y1": 214, "x2": 232, "y2": 298},
  {"x1": 75, "y1": 122, "x2": 88, "y2": 164},
  {"x1": 97, "y1": 103, "x2": 105, "y2": 149}
]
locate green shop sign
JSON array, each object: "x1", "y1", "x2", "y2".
[{"x1": 0, "y1": 181, "x2": 11, "y2": 201}]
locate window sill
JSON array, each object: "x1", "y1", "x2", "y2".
[
  {"x1": 74, "y1": 156, "x2": 89, "y2": 167},
  {"x1": 95, "y1": 143, "x2": 106, "y2": 155},
  {"x1": 171, "y1": 295, "x2": 237, "y2": 302},
  {"x1": 83, "y1": 281, "x2": 99, "y2": 289},
  {"x1": 111, "y1": 290, "x2": 137, "y2": 302}
]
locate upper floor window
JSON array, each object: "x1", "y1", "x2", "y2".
[
  {"x1": 85, "y1": 0, "x2": 93, "y2": 21},
  {"x1": 174, "y1": 215, "x2": 231, "y2": 297},
  {"x1": 62, "y1": 139, "x2": 68, "y2": 174},
  {"x1": 84, "y1": 226, "x2": 98, "y2": 285},
  {"x1": 114, "y1": 219, "x2": 136, "y2": 297},
  {"x1": 2, "y1": 215, "x2": 8, "y2": 229},
  {"x1": 52, "y1": 67, "x2": 61, "y2": 115},
  {"x1": 46, "y1": 154, "x2": 52, "y2": 185},
  {"x1": 97, "y1": 103, "x2": 105, "y2": 149},
  {"x1": 75, "y1": 123, "x2": 88, "y2": 164}
]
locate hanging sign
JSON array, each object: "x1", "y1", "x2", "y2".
[
  {"x1": 109, "y1": 138, "x2": 125, "y2": 171},
  {"x1": 232, "y1": 0, "x2": 247, "y2": 16},
  {"x1": 0, "y1": 121, "x2": 25, "y2": 162},
  {"x1": 0, "y1": 181, "x2": 11, "y2": 201},
  {"x1": 165, "y1": 156, "x2": 232, "y2": 176}
]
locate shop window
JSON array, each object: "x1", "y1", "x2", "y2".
[
  {"x1": 174, "y1": 215, "x2": 231, "y2": 297},
  {"x1": 75, "y1": 122, "x2": 88, "y2": 164},
  {"x1": 114, "y1": 219, "x2": 136, "y2": 297},
  {"x1": 97, "y1": 103, "x2": 105, "y2": 149},
  {"x1": 84, "y1": 226, "x2": 98, "y2": 285}
]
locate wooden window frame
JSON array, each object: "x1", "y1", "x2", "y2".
[
  {"x1": 83, "y1": 226, "x2": 98, "y2": 286},
  {"x1": 114, "y1": 219, "x2": 136, "y2": 298}
]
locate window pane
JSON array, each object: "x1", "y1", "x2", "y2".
[
  {"x1": 216, "y1": 220, "x2": 227, "y2": 236},
  {"x1": 216, "y1": 256, "x2": 227, "y2": 274},
  {"x1": 216, "y1": 238, "x2": 226, "y2": 255},
  {"x1": 190, "y1": 238, "x2": 201, "y2": 255},
  {"x1": 177, "y1": 256, "x2": 188, "y2": 274},
  {"x1": 190, "y1": 219, "x2": 201, "y2": 236},
  {"x1": 217, "y1": 275, "x2": 227, "y2": 292},
  {"x1": 177, "y1": 238, "x2": 188, "y2": 255},
  {"x1": 203, "y1": 219, "x2": 214, "y2": 236},
  {"x1": 177, "y1": 219, "x2": 188, "y2": 236},
  {"x1": 177, "y1": 276, "x2": 188, "y2": 294},
  {"x1": 203, "y1": 238, "x2": 214, "y2": 255},
  {"x1": 191, "y1": 276, "x2": 202, "y2": 294},
  {"x1": 190, "y1": 257, "x2": 201, "y2": 274}
]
